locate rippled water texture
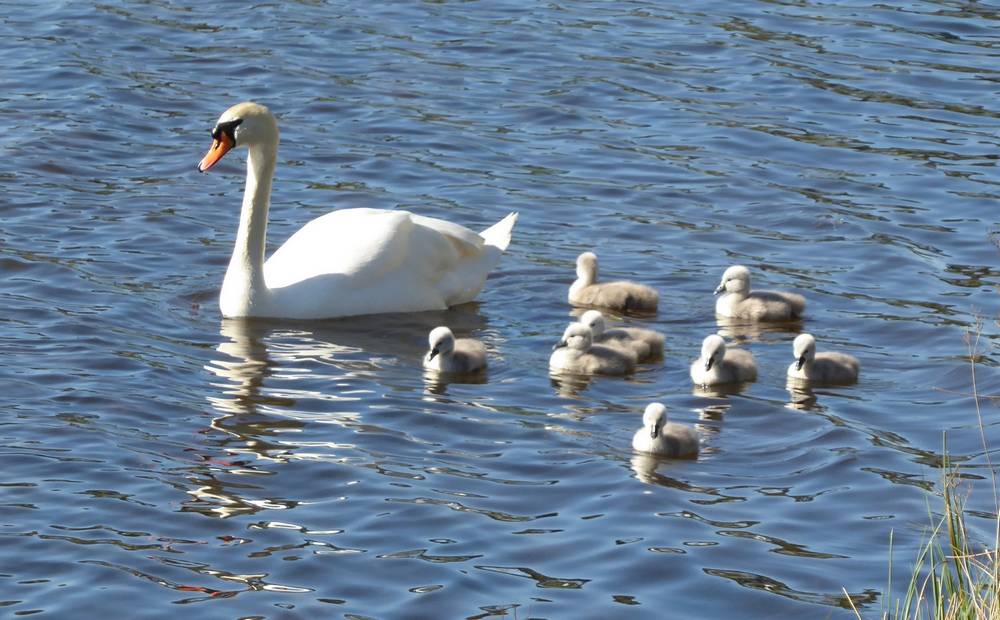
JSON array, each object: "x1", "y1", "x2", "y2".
[{"x1": 3, "y1": 1, "x2": 1000, "y2": 617}]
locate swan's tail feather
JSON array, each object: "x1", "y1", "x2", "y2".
[{"x1": 480, "y1": 212, "x2": 518, "y2": 251}]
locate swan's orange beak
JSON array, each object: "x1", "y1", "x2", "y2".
[{"x1": 198, "y1": 133, "x2": 235, "y2": 172}]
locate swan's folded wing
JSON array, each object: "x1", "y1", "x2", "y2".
[
  {"x1": 263, "y1": 208, "x2": 481, "y2": 290},
  {"x1": 408, "y1": 213, "x2": 484, "y2": 256}
]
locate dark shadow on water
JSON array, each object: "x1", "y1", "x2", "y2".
[{"x1": 704, "y1": 567, "x2": 879, "y2": 611}]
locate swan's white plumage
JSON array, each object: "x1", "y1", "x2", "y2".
[{"x1": 202, "y1": 102, "x2": 517, "y2": 319}]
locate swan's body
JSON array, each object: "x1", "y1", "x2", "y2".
[
  {"x1": 578, "y1": 310, "x2": 664, "y2": 362},
  {"x1": 714, "y1": 265, "x2": 805, "y2": 321},
  {"x1": 198, "y1": 102, "x2": 517, "y2": 319},
  {"x1": 690, "y1": 334, "x2": 757, "y2": 386},
  {"x1": 632, "y1": 403, "x2": 699, "y2": 458},
  {"x1": 550, "y1": 323, "x2": 636, "y2": 376},
  {"x1": 568, "y1": 252, "x2": 658, "y2": 314},
  {"x1": 787, "y1": 333, "x2": 859, "y2": 385},
  {"x1": 423, "y1": 326, "x2": 487, "y2": 374}
]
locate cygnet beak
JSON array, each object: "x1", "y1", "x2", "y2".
[
  {"x1": 427, "y1": 347, "x2": 439, "y2": 360},
  {"x1": 650, "y1": 422, "x2": 661, "y2": 439},
  {"x1": 795, "y1": 355, "x2": 805, "y2": 371},
  {"x1": 704, "y1": 357, "x2": 714, "y2": 371},
  {"x1": 552, "y1": 340, "x2": 567, "y2": 351},
  {"x1": 714, "y1": 282, "x2": 726, "y2": 295}
]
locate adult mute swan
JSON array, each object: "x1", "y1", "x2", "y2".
[{"x1": 198, "y1": 102, "x2": 518, "y2": 319}]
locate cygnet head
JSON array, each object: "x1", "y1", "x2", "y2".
[
  {"x1": 714, "y1": 265, "x2": 751, "y2": 295},
  {"x1": 701, "y1": 334, "x2": 727, "y2": 371},
  {"x1": 427, "y1": 326, "x2": 456, "y2": 360},
  {"x1": 579, "y1": 310, "x2": 607, "y2": 337},
  {"x1": 554, "y1": 322, "x2": 593, "y2": 351},
  {"x1": 642, "y1": 402, "x2": 668, "y2": 439},
  {"x1": 198, "y1": 102, "x2": 279, "y2": 172},
  {"x1": 792, "y1": 333, "x2": 817, "y2": 370},
  {"x1": 576, "y1": 252, "x2": 599, "y2": 281}
]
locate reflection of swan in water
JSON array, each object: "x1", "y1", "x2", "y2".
[
  {"x1": 423, "y1": 368, "x2": 488, "y2": 395},
  {"x1": 549, "y1": 373, "x2": 594, "y2": 398},
  {"x1": 786, "y1": 381, "x2": 819, "y2": 411},
  {"x1": 714, "y1": 315, "x2": 804, "y2": 344},
  {"x1": 692, "y1": 382, "x2": 752, "y2": 399},
  {"x1": 209, "y1": 305, "x2": 490, "y2": 419},
  {"x1": 196, "y1": 310, "x2": 486, "y2": 517}
]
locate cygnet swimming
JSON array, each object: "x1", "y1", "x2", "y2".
[
  {"x1": 578, "y1": 310, "x2": 664, "y2": 362},
  {"x1": 787, "y1": 333, "x2": 859, "y2": 384},
  {"x1": 714, "y1": 265, "x2": 805, "y2": 321},
  {"x1": 550, "y1": 322, "x2": 636, "y2": 376},
  {"x1": 632, "y1": 402, "x2": 699, "y2": 458},
  {"x1": 568, "y1": 252, "x2": 658, "y2": 314},
  {"x1": 423, "y1": 326, "x2": 487, "y2": 373},
  {"x1": 690, "y1": 334, "x2": 757, "y2": 386}
]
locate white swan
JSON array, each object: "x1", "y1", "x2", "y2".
[
  {"x1": 578, "y1": 310, "x2": 664, "y2": 362},
  {"x1": 198, "y1": 102, "x2": 518, "y2": 319},
  {"x1": 714, "y1": 265, "x2": 805, "y2": 321},
  {"x1": 787, "y1": 333, "x2": 859, "y2": 384},
  {"x1": 568, "y1": 252, "x2": 658, "y2": 314},
  {"x1": 423, "y1": 326, "x2": 487, "y2": 373},
  {"x1": 690, "y1": 334, "x2": 757, "y2": 386},
  {"x1": 632, "y1": 403, "x2": 699, "y2": 458},
  {"x1": 549, "y1": 323, "x2": 636, "y2": 376}
]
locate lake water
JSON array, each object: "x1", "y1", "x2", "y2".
[{"x1": 3, "y1": 1, "x2": 1000, "y2": 617}]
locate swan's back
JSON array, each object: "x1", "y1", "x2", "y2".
[
  {"x1": 571, "y1": 281, "x2": 658, "y2": 314},
  {"x1": 798, "y1": 352, "x2": 859, "y2": 384},
  {"x1": 596, "y1": 327, "x2": 664, "y2": 362},
  {"x1": 723, "y1": 348, "x2": 758, "y2": 382},
  {"x1": 632, "y1": 423, "x2": 699, "y2": 458},
  {"x1": 259, "y1": 209, "x2": 516, "y2": 319},
  {"x1": 550, "y1": 343, "x2": 636, "y2": 375},
  {"x1": 719, "y1": 290, "x2": 805, "y2": 321},
  {"x1": 619, "y1": 326, "x2": 665, "y2": 359},
  {"x1": 435, "y1": 339, "x2": 488, "y2": 374}
]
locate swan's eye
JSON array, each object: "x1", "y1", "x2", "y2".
[{"x1": 211, "y1": 118, "x2": 244, "y2": 143}]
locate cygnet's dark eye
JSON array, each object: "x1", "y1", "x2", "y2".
[{"x1": 211, "y1": 118, "x2": 244, "y2": 143}]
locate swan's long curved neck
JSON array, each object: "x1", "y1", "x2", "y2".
[{"x1": 221, "y1": 142, "x2": 277, "y2": 316}]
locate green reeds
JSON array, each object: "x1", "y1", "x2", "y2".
[{"x1": 868, "y1": 328, "x2": 1000, "y2": 620}]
